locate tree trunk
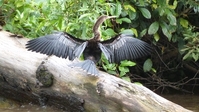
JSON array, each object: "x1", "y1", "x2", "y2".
[{"x1": 0, "y1": 30, "x2": 192, "y2": 112}]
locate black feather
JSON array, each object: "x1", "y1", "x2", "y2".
[
  {"x1": 100, "y1": 34, "x2": 152, "y2": 63},
  {"x1": 26, "y1": 32, "x2": 86, "y2": 60}
]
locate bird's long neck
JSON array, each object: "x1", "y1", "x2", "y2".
[{"x1": 92, "y1": 15, "x2": 116, "y2": 41}]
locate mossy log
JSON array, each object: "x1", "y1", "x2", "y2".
[{"x1": 0, "y1": 30, "x2": 192, "y2": 112}]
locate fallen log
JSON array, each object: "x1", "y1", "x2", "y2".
[{"x1": 0, "y1": 30, "x2": 192, "y2": 112}]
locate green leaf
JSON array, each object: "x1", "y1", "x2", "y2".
[
  {"x1": 143, "y1": 59, "x2": 152, "y2": 72},
  {"x1": 107, "y1": 70, "x2": 117, "y2": 75},
  {"x1": 115, "y1": 2, "x2": 122, "y2": 16},
  {"x1": 120, "y1": 60, "x2": 136, "y2": 67},
  {"x1": 119, "y1": 66, "x2": 129, "y2": 72},
  {"x1": 159, "y1": 8, "x2": 165, "y2": 16},
  {"x1": 131, "y1": 28, "x2": 138, "y2": 37},
  {"x1": 183, "y1": 51, "x2": 192, "y2": 60},
  {"x1": 168, "y1": 0, "x2": 178, "y2": 9},
  {"x1": 120, "y1": 29, "x2": 134, "y2": 35},
  {"x1": 134, "y1": 82, "x2": 143, "y2": 86},
  {"x1": 110, "y1": 5, "x2": 115, "y2": 16},
  {"x1": 119, "y1": 66, "x2": 129, "y2": 77},
  {"x1": 181, "y1": 47, "x2": 190, "y2": 52},
  {"x1": 148, "y1": 21, "x2": 159, "y2": 35},
  {"x1": 106, "y1": 63, "x2": 116, "y2": 70},
  {"x1": 122, "y1": 76, "x2": 131, "y2": 82},
  {"x1": 116, "y1": 18, "x2": 131, "y2": 24},
  {"x1": 120, "y1": 71, "x2": 126, "y2": 77},
  {"x1": 151, "y1": 68, "x2": 157, "y2": 73},
  {"x1": 180, "y1": 18, "x2": 189, "y2": 28},
  {"x1": 139, "y1": 8, "x2": 151, "y2": 19},
  {"x1": 167, "y1": 13, "x2": 176, "y2": 25},
  {"x1": 154, "y1": 33, "x2": 160, "y2": 41},
  {"x1": 102, "y1": 64, "x2": 107, "y2": 71},
  {"x1": 103, "y1": 28, "x2": 116, "y2": 37},
  {"x1": 128, "y1": 11, "x2": 137, "y2": 20},
  {"x1": 160, "y1": 23, "x2": 172, "y2": 41},
  {"x1": 192, "y1": 53, "x2": 198, "y2": 61},
  {"x1": 124, "y1": 4, "x2": 136, "y2": 12},
  {"x1": 140, "y1": 29, "x2": 147, "y2": 37}
]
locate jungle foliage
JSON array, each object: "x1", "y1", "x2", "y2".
[{"x1": 0, "y1": 0, "x2": 199, "y2": 93}]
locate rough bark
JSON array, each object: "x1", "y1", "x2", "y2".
[{"x1": 0, "y1": 30, "x2": 192, "y2": 112}]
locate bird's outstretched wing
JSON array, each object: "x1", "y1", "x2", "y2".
[
  {"x1": 98, "y1": 34, "x2": 152, "y2": 63},
  {"x1": 26, "y1": 31, "x2": 87, "y2": 60}
]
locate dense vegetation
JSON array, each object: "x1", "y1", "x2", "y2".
[{"x1": 1, "y1": 0, "x2": 199, "y2": 94}]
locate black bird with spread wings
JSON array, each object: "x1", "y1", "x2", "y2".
[{"x1": 26, "y1": 15, "x2": 152, "y2": 75}]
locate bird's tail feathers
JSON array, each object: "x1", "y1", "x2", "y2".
[{"x1": 69, "y1": 60, "x2": 99, "y2": 76}]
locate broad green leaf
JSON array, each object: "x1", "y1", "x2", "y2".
[
  {"x1": 110, "y1": 5, "x2": 115, "y2": 16},
  {"x1": 180, "y1": 18, "x2": 189, "y2": 28},
  {"x1": 107, "y1": 70, "x2": 117, "y2": 75},
  {"x1": 131, "y1": 28, "x2": 138, "y2": 37},
  {"x1": 167, "y1": 13, "x2": 176, "y2": 25},
  {"x1": 143, "y1": 59, "x2": 152, "y2": 72},
  {"x1": 119, "y1": 66, "x2": 129, "y2": 77},
  {"x1": 154, "y1": 33, "x2": 160, "y2": 42},
  {"x1": 192, "y1": 53, "x2": 198, "y2": 61},
  {"x1": 120, "y1": 71, "x2": 126, "y2": 77},
  {"x1": 121, "y1": 28, "x2": 137, "y2": 36},
  {"x1": 124, "y1": 4, "x2": 136, "y2": 12},
  {"x1": 4, "y1": 24, "x2": 13, "y2": 31},
  {"x1": 106, "y1": 63, "x2": 116, "y2": 70},
  {"x1": 160, "y1": 23, "x2": 172, "y2": 41},
  {"x1": 116, "y1": 18, "x2": 131, "y2": 24},
  {"x1": 168, "y1": 0, "x2": 178, "y2": 9},
  {"x1": 134, "y1": 82, "x2": 143, "y2": 86},
  {"x1": 120, "y1": 60, "x2": 136, "y2": 67},
  {"x1": 140, "y1": 29, "x2": 147, "y2": 37},
  {"x1": 119, "y1": 66, "x2": 129, "y2": 72},
  {"x1": 122, "y1": 76, "x2": 131, "y2": 82},
  {"x1": 121, "y1": 29, "x2": 134, "y2": 35},
  {"x1": 128, "y1": 11, "x2": 137, "y2": 20},
  {"x1": 139, "y1": 8, "x2": 151, "y2": 19},
  {"x1": 103, "y1": 28, "x2": 116, "y2": 37},
  {"x1": 102, "y1": 64, "x2": 107, "y2": 71},
  {"x1": 148, "y1": 21, "x2": 159, "y2": 35},
  {"x1": 115, "y1": 2, "x2": 122, "y2": 16},
  {"x1": 159, "y1": 8, "x2": 165, "y2": 16}
]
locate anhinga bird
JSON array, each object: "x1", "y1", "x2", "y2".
[{"x1": 26, "y1": 15, "x2": 152, "y2": 75}]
